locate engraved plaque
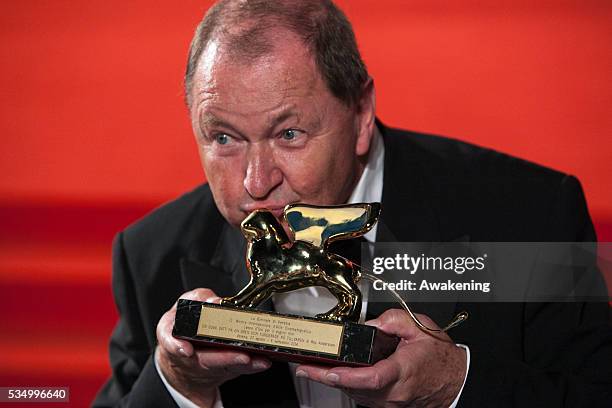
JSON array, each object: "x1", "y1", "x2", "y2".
[{"x1": 197, "y1": 305, "x2": 343, "y2": 355}]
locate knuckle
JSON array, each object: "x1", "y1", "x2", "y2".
[
  {"x1": 182, "y1": 288, "x2": 216, "y2": 301},
  {"x1": 156, "y1": 313, "x2": 172, "y2": 337},
  {"x1": 196, "y1": 354, "x2": 214, "y2": 371},
  {"x1": 155, "y1": 320, "x2": 166, "y2": 342},
  {"x1": 382, "y1": 308, "x2": 404, "y2": 326},
  {"x1": 157, "y1": 336, "x2": 173, "y2": 354},
  {"x1": 156, "y1": 320, "x2": 185, "y2": 357}
]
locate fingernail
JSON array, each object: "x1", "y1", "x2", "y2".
[
  {"x1": 178, "y1": 347, "x2": 190, "y2": 357},
  {"x1": 326, "y1": 372, "x2": 340, "y2": 384},
  {"x1": 205, "y1": 296, "x2": 221, "y2": 304},
  {"x1": 234, "y1": 355, "x2": 249, "y2": 365},
  {"x1": 252, "y1": 360, "x2": 270, "y2": 370},
  {"x1": 365, "y1": 319, "x2": 380, "y2": 328},
  {"x1": 295, "y1": 369, "x2": 308, "y2": 378}
]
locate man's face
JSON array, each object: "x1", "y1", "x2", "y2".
[{"x1": 189, "y1": 30, "x2": 375, "y2": 228}]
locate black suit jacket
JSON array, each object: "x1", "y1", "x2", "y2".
[{"x1": 93, "y1": 124, "x2": 612, "y2": 407}]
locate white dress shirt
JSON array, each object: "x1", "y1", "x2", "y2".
[{"x1": 155, "y1": 127, "x2": 470, "y2": 407}]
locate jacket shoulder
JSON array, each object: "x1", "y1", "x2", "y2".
[
  {"x1": 386, "y1": 127, "x2": 567, "y2": 185},
  {"x1": 382, "y1": 126, "x2": 591, "y2": 241},
  {"x1": 121, "y1": 183, "x2": 220, "y2": 256}
]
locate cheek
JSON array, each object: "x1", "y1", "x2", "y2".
[{"x1": 200, "y1": 149, "x2": 245, "y2": 209}]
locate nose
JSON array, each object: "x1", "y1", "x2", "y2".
[{"x1": 243, "y1": 143, "x2": 282, "y2": 199}]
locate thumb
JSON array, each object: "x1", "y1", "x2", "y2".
[{"x1": 365, "y1": 308, "x2": 424, "y2": 340}]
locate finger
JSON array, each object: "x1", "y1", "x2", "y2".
[
  {"x1": 167, "y1": 288, "x2": 220, "y2": 313},
  {"x1": 195, "y1": 348, "x2": 251, "y2": 368},
  {"x1": 180, "y1": 288, "x2": 221, "y2": 303},
  {"x1": 296, "y1": 358, "x2": 400, "y2": 391},
  {"x1": 195, "y1": 349, "x2": 271, "y2": 373},
  {"x1": 157, "y1": 309, "x2": 194, "y2": 357},
  {"x1": 366, "y1": 309, "x2": 433, "y2": 339}
]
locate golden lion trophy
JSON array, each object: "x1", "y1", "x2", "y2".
[
  {"x1": 173, "y1": 203, "x2": 466, "y2": 366},
  {"x1": 223, "y1": 203, "x2": 380, "y2": 322}
]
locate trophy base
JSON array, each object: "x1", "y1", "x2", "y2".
[{"x1": 173, "y1": 299, "x2": 399, "y2": 367}]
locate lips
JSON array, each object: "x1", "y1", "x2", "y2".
[
  {"x1": 241, "y1": 205, "x2": 285, "y2": 218},
  {"x1": 241, "y1": 200, "x2": 301, "y2": 220}
]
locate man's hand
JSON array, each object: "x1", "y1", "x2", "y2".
[
  {"x1": 295, "y1": 309, "x2": 467, "y2": 408},
  {"x1": 156, "y1": 288, "x2": 272, "y2": 408}
]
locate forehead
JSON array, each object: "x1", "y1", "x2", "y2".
[{"x1": 190, "y1": 29, "x2": 327, "y2": 116}]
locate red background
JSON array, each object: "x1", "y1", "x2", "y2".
[{"x1": 1, "y1": 1, "x2": 611, "y2": 406}]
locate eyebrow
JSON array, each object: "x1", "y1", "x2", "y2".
[
  {"x1": 269, "y1": 107, "x2": 299, "y2": 128},
  {"x1": 270, "y1": 105, "x2": 322, "y2": 131},
  {"x1": 199, "y1": 113, "x2": 245, "y2": 138},
  {"x1": 199, "y1": 106, "x2": 303, "y2": 135}
]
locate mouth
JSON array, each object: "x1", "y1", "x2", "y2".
[{"x1": 241, "y1": 205, "x2": 286, "y2": 219}]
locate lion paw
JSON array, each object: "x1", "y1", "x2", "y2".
[{"x1": 315, "y1": 311, "x2": 346, "y2": 322}]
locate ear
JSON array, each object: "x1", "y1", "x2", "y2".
[{"x1": 354, "y1": 77, "x2": 376, "y2": 157}]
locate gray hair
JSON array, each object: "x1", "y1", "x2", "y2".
[{"x1": 184, "y1": 0, "x2": 369, "y2": 109}]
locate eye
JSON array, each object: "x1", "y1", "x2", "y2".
[
  {"x1": 215, "y1": 133, "x2": 230, "y2": 145},
  {"x1": 280, "y1": 129, "x2": 304, "y2": 141}
]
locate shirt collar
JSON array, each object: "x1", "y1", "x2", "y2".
[{"x1": 346, "y1": 125, "x2": 385, "y2": 242}]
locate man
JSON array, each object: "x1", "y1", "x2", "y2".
[{"x1": 94, "y1": 0, "x2": 612, "y2": 407}]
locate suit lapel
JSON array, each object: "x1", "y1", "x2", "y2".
[
  {"x1": 179, "y1": 211, "x2": 282, "y2": 310},
  {"x1": 179, "y1": 257, "x2": 236, "y2": 297},
  {"x1": 179, "y1": 209, "x2": 249, "y2": 298}
]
